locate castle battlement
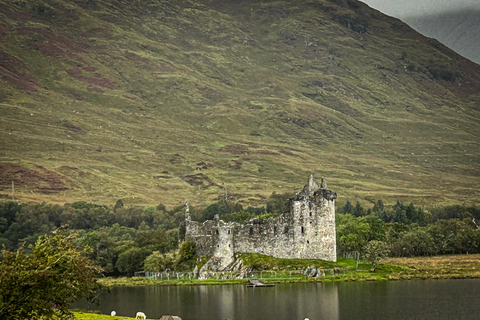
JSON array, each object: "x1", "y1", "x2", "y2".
[{"x1": 185, "y1": 175, "x2": 337, "y2": 270}]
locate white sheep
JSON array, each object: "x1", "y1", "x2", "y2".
[
  {"x1": 111, "y1": 311, "x2": 116, "y2": 316},
  {"x1": 136, "y1": 311, "x2": 146, "y2": 319}
]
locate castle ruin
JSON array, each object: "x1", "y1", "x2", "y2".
[{"x1": 185, "y1": 175, "x2": 337, "y2": 270}]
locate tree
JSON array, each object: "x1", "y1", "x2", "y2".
[
  {"x1": 390, "y1": 228, "x2": 436, "y2": 257},
  {"x1": 176, "y1": 241, "x2": 197, "y2": 271},
  {"x1": 336, "y1": 214, "x2": 371, "y2": 253},
  {"x1": 352, "y1": 202, "x2": 365, "y2": 217},
  {"x1": 115, "y1": 247, "x2": 150, "y2": 275},
  {"x1": 144, "y1": 251, "x2": 168, "y2": 272},
  {"x1": 0, "y1": 231, "x2": 103, "y2": 319},
  {"x1": 340, "y1": 200, "x2": 354, "y2": 214},
  {"x1": 144, "y1": 251, "x2": 176, "y2": 272},
  {"x1": 265, "y1": 192, "x2": 293, "y2": 214},
  {"x1": 364, "y1": 240, "x2": 390, "y2": 271}
]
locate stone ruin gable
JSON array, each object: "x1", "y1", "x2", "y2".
[
  {"x1": 185, "y1": 216, "x2": 235, "y2": 259},
  {"x1": 185, "y1": 213, "x2": 236, "y2": 270},
  {"x1": 287, "y1": 185, "x2": 337, "y2": 261},
  {"x1": 234, "y1": 175, "x2": 337, "y2": 261},
  {"x1": 283, "y1": 175, "x2": 337, "y2": 261},
  {"x1": 184, "y1": 175, "x2": 337, "y2": 269}
]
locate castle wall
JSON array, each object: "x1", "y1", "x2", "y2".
[{"x1": 185, "y1": 176, "x2": 337, "y2": 268}]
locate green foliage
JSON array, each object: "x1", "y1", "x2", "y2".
[
  {"x1": 266, "y1": 192, "x2": 294, "y2": 214},
  {"x1": 427, "y1": 66, "x2": 456, "y2": 81},
  {"x1": 221, "y1": 211, "x2": 256, "y2": 223},
  {"x1": 336, "y1": 214, "x2": 371, "y2": 252},
  {"x1": 340, "y1": 200, "x2": 354, "y2": 214},
  {"x1": 115, "y1": 247, "x2": 150, "y2": 275},
  {"x1": 0, "y1": 231, "x2": 103, "y2": 319},
  {"x1": 178, "y1": 241, "x2": 197, "y2": 262},
  {"x1": 176, "y1": 240, "x2": 197, "y2": 271},
  {"x1": 0, "y1": 202, "x2": 20, "y2": 234},
  {"x1": 389, "y1": 227, "x2": 436, "y2": 257},
  {"x1": 1, "y1": 198, "x2": 479, "y2": 280},
  {"x1": 199, "y1": 199, "x2": 243, "y2": 221},
  {"x1": 353, "y1": 202, "x2": 365, "y2": 217},
  {"x1": 144, "y1": 251, "x2": 176, "y2": 272},
  {"x1": 364, "y1": 240, "x2": 390, "y2": 271},
  {"x1": 114, "y1": 199, "x2": 124, "y2": 210},
  {"x1": 337, "y1": 200, "x2": 480, "y2": 258}
]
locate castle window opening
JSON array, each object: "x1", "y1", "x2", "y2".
[
  {"x1": 274, "y1": 226, "x2": 277, "y2": 235},
  {"x1": 228, "y1": 230, "x2": 231, "y2": 234},
  {"x1": 301, "y1": 226, "x2": 304, "y2": 234},
  {"x1": 284, "y1": 226, "x2": 289, "y2": 233},
  {"x1": 216, "y1": 229, "x2": 219, "y2": 235},
  {"x1": 307, "y1": 240, "x2": 310, "y2": 244}
]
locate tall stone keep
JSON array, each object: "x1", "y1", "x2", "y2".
[{"x1": 185, "y1": 175, "x2": 337, "y2": 270}]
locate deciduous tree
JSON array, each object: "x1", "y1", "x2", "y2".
[{"x1": 0, "y1": 231, "x2": 103, "y2": 319}]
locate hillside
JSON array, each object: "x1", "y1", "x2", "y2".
[
  {"x1": 0, "y1": 0, "x2": 479, "y2": 208},
  {"x1": 404, "y1": 9, "x2": 480, "y2": 65}
]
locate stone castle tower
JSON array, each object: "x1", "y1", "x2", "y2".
[{"x1": 185, "y1": 175, "x2": 337, "y2": 270}]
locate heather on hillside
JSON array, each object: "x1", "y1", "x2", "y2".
[{"x1": 0, "y1": 0, "x2": 479, "y2": 207}]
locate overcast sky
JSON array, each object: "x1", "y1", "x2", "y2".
[{"x1": 360, "y1": 0, "x2": 480, "y2": 18}]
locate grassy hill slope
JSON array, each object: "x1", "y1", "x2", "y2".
[{"x1": 0, "y1": 0, "x2": 479, "y2": 208}]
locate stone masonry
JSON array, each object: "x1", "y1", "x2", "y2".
[{"x1": 185, "y1": 175, "x2": 337, "y2": 271}]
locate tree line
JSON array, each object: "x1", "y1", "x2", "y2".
[
  {"x1": 337, "y1": 200, "x2": 480, "y2": 257},
  {"x1": 0, "y1": 196, "x2": 276, "y2": 276},
  {"x1": 1, "y1": 196, "x2": 479, "y2": 276}
]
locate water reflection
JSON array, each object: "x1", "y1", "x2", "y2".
[{"x1": 72, "y1": 279, "x2": 480, "y2": 320}]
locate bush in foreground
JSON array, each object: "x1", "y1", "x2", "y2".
[{"x1": 0, "y1": 231, "x2": 103, "y2": 319}]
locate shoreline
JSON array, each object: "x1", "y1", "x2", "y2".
[
  {"x1": 73, "y1": 255, "x2": 480, "y2": 319},
  {"x1": 98, "y1": 254, "x2": 480, "y2": 287}
]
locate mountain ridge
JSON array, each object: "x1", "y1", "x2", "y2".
[
  {"x1": 0, "y1": 0, "x2": 479, "y2": 208},
  {"x1": 404, "y1": 9, "x2": 480, "y2": 65}
]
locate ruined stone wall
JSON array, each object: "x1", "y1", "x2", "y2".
[{"x1": 185, "y1": 176, "x2": 337, "y2": 267}]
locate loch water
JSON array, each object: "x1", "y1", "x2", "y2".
[{"x1": 73, "y1": 279, "x2": 480, "y2": 320}]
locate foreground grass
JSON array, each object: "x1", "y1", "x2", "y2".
[{"x1": 74, "y1": 311, "x2": 137, "y2": 320}]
